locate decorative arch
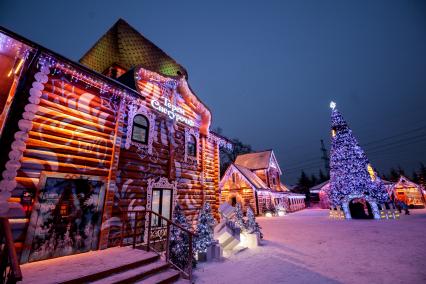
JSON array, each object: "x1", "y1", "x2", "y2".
[{"x1": 341, "y1": 194, "x2": 380, "y2": 220}]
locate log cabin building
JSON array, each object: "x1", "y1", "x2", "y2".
[
  {"x1": 0, "y1": 19, "x2": 231, "y2": 263},
  {"x1": 220, "y1": 150, "x2": 305, "y2": 215},
  {"x1": 390, "y1": 176, "x2": 425, "y2": 208}
]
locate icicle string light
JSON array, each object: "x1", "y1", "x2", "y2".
[{"x1": 37, "y1": 54, "x2": 135, "y2": 102}]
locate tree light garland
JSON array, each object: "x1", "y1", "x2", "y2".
[{"x1": 327, "y1": 105, "x2": 389, "y2": 206}]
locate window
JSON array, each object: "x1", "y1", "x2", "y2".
[
  {"x1": 151, "y1": 188, "x2": 172, "y2": 227},
  {"x1": 232, "y1": 173, "x2": 237, "y2": 184},
  {"x1": 187, "y1": 134, "x2": 197, "y2": 157},
  {"x1": 132, "y1": 114, "x2": 149, "y2": 144}
]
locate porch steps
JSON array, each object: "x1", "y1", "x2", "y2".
[
  {"x1": 134, "y1": 269, "x2": 181, "y2": 284},
  {"x1": 20, "y1": 247, "x2": 185, "y2": 284},
  {"x1": 214, "y1": 220, "x2": 240, "y2": 251}
]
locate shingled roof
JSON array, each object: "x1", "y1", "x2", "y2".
[{"x1": 79, "y1": 19, "x2": 187, "y2": 78}]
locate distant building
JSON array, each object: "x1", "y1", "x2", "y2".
[
  {"x1": 390, "y1": 176, "x2": 425, "y2": 208},
  {"x1": 310, "y1": 180, "x2": 330, "y2": 208},
  {"x1": 220, "y1": 150, "x2": 305, "y2": 215}
]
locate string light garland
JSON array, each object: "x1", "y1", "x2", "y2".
[
  {"x1": 37, "y1": 54, "x2": 135, "y2": 102},
  {"x1": 327, "y1": 103, "x2": 389, "y2": 206}
]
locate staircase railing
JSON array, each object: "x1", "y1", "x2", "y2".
[
  {"x1": 0, "y1": 218, "x2": 22, "y2": 284},
  {"x1": 120, "y1": 210, "x2": 196, "y2": 280}
]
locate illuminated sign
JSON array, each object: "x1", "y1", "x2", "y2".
[{"x1": 151, "y1": 98, "x2": 195, "y2": 127}]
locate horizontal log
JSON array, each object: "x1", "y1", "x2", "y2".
[
  {"x1": 32, "y1": 114, "x2": 113, "y2": 140},
  {"x1": 30, "y1": 122, "x2": 113, "y2": 150},
  {"x1": 24, "y1": 148, "x2": 111, "y2": 169},
  {"x1": 35, "y1": 105, "x2": 116, "y2": 136},
  {"x1": 26, "y1": 138, "x2": 112, "y2": 161},
  {"x1": 20, "y1": 157, "x2": 109, "y2": 176},
  {"x1": 28, "y1": 129, "x2": 113, "y2": 153},
  {"x1": 41, "y1": 89, "x2": 116, "y2": 119},
  {"x1": 15, "y1": 177, "x2": 38, "y2": 189},
  {"x1": 39, "y1": 97, "x2": 116, "y2": 129},
  {"x1": 44, "y1": 81, "x2": 116, "y2": 113}
]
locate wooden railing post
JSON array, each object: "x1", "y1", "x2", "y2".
[
  {"x1": 165, "y1": 222, "x2": 171, "y2": 262},
  {"x1": 189, "y1": 232, "x2": 193, "y2": 281},
  {"x1": 133, "y1": 211, "x2": 138, "y2": 249},
  {"x1": 120, "y1": 211, "x2": 124, "y2": 247},
  {"x1": 0, "y1": 218, "x2": 22, "y2": 283},
  {"x1": 147, "y1": 211, "x2": 152, "y2": 252}
]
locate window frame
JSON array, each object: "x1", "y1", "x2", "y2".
[
  {"x1": 131, "y1": 114, "x2": 149, "y2": 145},
  {"x1": 187, "y1": 134, "x2": 197, "y2": 157},
  {"x1": 125, "y1": 103, "x2": 156, "y2": 154}
]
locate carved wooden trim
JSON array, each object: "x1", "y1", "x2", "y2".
[
  {"x1": 144, "y1": 177, "x2": 178, "y2": 242},
  {"x1": 125, "y1": 101, "x2": 156, "y2": 155},
  {"x1": 0, "y1": 61, "x2": 49, "y2": 215}
]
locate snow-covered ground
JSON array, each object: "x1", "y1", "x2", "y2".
[{"x1": 194, "y1": 209, "x2": 426, "y2": 284}]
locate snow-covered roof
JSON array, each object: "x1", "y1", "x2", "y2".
[
  {"x1": 393, "y1": 175, "x2": 422, "y2": 189},
  {"x1": 234, "y1": 164, "x2": 269, "y2": 190},
  {"x1": 310, "y1": 180, "x2": 330, "y2": 192},
  {"x1": 279, "y1": 183, "x2": 290, "y2": 192},
  {"x1": 235, "y1": 150, "x2": 282, "y2": 174}
]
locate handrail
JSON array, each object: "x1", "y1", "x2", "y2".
[
  {"x1": 0, "y1": 217, "x2": 22, "y2": 284},
  {"x1": 120, "y1": 209, "x2": 196, "y2": 280}
]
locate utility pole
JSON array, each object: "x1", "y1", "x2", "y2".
[{"x1": 320, "y1": 139, "x2": 330, "y2": 173}]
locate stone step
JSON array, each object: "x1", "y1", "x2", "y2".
[
  {"x1": 90, "y1": 260, "x2": 170, "y2": 284},
  {"x1": 135, "y1": 269, "x2": 181, "y2": 284},
  {"x1": 59, "y1": 251, "x2": 160, "y2": 284},
  {"x1": 221, "y1": 236, "x2": 240, "y2": 251}
]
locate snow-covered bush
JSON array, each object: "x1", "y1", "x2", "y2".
[
  {"x1": 246, "y1": 207, "x2": 263, "y2": 239},
  {"x1": 194, "y1": 202, "x2": 215, "y2": 253},
  {"x1": 169, "y1": 204, "x2": 193, "y2": 269}
]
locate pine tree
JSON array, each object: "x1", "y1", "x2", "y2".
[
  {"x1": 389, "y1": 168, "x2": 399, "y2": 182},
  {"x1": 418, "y1": 163, "x2": 426, "y2": 187},
  {"x1": 169, "y1": 204, "x2": 192, "y2": 270},
  {"x1": 246, "y1": 207, "x2": 263, "y2": 239},
  {"x1": 319, "y1": 169, "x2": 328, "y2": 183},
  {"x1": 234, "y1": 203, "x2": 246, "y2": 231},
  {"x1": 194, "y1": 202, "x2": 215, "y2": 253},
  {"x1": 328, "y1": 103, "x2": 389, "y2": 206},
  {"x1": 412, "y1": 171, "x2": 420, "y2": 184}
]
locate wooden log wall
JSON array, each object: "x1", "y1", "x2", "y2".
[
  {"x1": 5, "y1": 62, "x2": 123, "y2": 256},
  {"x1": 108, "y1": 76, "x2": 220, "y2": 245},
  {"x1": 5, "y1": 60, "x2": 220, "y2": 251},
  {"x1": 220, "y1": 172, "x2": 257, "y2": 214}
]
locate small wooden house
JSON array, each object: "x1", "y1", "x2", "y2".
[
  {"x1": 219, "y1": 150, "x2": 305, "y2": 215},
  {"x1": 391, "y1": 176, "x2": 425, "y2": 208},
  {"x1": 0, "y1": 19, "x2": 231, "y2": 263},
  {"x1": 310, "y1": 180, "x2": 330, "y2": 208}
]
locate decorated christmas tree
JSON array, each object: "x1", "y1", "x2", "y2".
[
  {"x1": 169, "y1": 204, "x2": 192, "y2": 269},
  {"x1": 234, "y1": 203, "x2": 246, "y2": 231},
  {"x1": 246, "y1": 207, "x2": 263, "y2": 239},
  {"x1": 194, "y1": 202, "x2": 215, "y2": 253},
  {"x1": 328, "y1": 102, "x2": 389, "y2": 206}
]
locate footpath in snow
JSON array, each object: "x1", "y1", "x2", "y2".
[{"x1": 194, "y1": 208, "x2": 426, "y2": 284}]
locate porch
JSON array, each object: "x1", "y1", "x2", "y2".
[{"x1": 20, "y1": 246, "x2": 187, "y2": 283}]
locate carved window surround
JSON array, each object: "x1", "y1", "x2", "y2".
[
  {"x1": 184, "y1": 127, "x2": 200, "y2": 164},
  {"x1": 144, "y1": 177, "x2": 178, "y2": 242},
  {"x1": 125, "y1": 101, "x2": 156, "y2": 154}
]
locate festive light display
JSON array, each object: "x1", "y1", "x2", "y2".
[
  {"x1": 246, "y1": 207, "x2": 263, "y2": 239},
  {"x1": 194, "y1": 202, "x2": 215, "y2": 253},
  {"x1": 328, "y1": 102, "x2": 389, "y2": 207},
  {"x1": 234, "y1": 203, "x2": 246, "y2": 230},
  {"x1": 169, "y1": 204, "x2": 192, "y2": 270}
]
